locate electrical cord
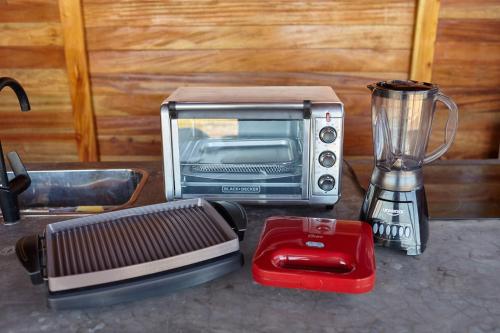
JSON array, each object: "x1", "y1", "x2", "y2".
[{"x1": 342, "y1": 159, "x2": 367, "y2": 197}]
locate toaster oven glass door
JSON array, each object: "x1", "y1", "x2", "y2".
[{"x1": 172, "y1": 119, "x2": 309, "y2": 199}]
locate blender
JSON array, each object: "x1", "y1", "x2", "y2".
[{"x1": 360, "y1": 80, "x2": 458, "y2": 255}]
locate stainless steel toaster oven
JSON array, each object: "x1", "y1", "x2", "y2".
[{"x1": 160, "y1": 86, "x2": 344, "y2": 205}]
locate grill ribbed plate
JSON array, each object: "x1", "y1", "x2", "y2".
[{"x1": 45, "y1": 199, "x2": 239, "y2": 292}]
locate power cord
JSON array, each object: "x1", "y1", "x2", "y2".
[{"x1": 342, "y1": 159, "x2": 367, "y2": 197}]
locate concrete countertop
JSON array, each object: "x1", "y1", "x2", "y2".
[{"x1": 0, "y1": 160, "x2": 499, "y2": 333}]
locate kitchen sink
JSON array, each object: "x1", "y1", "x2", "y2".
[{"x1": 6, "y1": 169, "x2": 148, "y2": 215}]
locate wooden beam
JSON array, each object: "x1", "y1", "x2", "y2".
[
  {"x1": 58, "y1": 0, "x2": 99, "y2": 161},
  {"x1": 410, "y1": 0, "x2": 441, "y2": 82}
]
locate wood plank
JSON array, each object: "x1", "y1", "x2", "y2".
[
  {"x1": 0, "y1": 46, "x2": 65, "y2": 68},
  {"x1": 83, "y1": 0, "x2": 415, "y2": 27},
  {"x1": 98, "y1": 134, "x2": 162, "y2": 158},
  {"x1": 410, "y1": 0, "x2": 441, "y2": 81},
  {"x1": 432, "y1": 63, "x2": 500, "y2": 87},
  {"x1": 434, "y1": 42, "x2": 500, "y2": 64},
  {"x1": 0, "y1": 23, "x2": 62, "y2": 46},
  {"x1": 0, "y1": 112, "x2": 75, "y2": 131},
  {"x1": 435, "y1": 87, "x2": 500, "y2": 113},
  {"x1": 96, "y1": 116, "x2": 161, "y2": 135},
  {"x1": 86, "y1": 25, "x2": 413, "y2": 51},
  {"x1": 93, "y1": 94, "x2": 164, "y2": 116},
  {"x1": 1, "y1": 141, "x2": 79, "y2": 162},
  {"x1": 440, "y1": 0, "x2": 500, "y2": 19},
  {"x1": 90, "y1": 72, "x2": 408, "y2": 95},
  {"x1": 0, "y1": 3, "x2": 60, "y2": 22},
  {"x1": 0, "y1": 69, "x2": 69, "y2": 94},
  {"x1": 59, "y1": 0, "x2": 98, "y2": 162},
  {"x1": 437, "y1": 19, "x2": 500, "y2": 43},
  {"x1": 0, "y1": 94, "x2": 71, "y2": 113},
  {"x1": 89, "y1": 49, "x2": 410, "y2": 74}
]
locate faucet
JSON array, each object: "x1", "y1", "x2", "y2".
[{"x1": 0, "y1": 77, "x2": 32, "y2": 224}]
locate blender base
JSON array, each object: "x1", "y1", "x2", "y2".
[{"x1": 360, "y1": 181, "x2": 429, "y2": 256}]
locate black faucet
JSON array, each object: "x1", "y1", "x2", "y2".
[{"x1": 0, "y1": 77, "x2": 32, "y2": 224}]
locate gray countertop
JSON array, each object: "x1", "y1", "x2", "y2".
[{"x1": 0, "y1": 161, "x2": 499, "y2": 333}]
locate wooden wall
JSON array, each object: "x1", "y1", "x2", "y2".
[
  {"x1": 0, "y1": 0, "x2": 78, "y2": 162},
  {"x1": 430, "y1": 0, "x2": 500, "y2": 159},
  {"x1": 0, "y1": 0, "x2": 498, "y2": 162}
]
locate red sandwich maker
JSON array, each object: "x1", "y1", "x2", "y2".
[{"x1": 252, "y1": 216, "x2": 376, "y2": 293}]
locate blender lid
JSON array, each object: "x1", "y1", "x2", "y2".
[{"x1": 368, "y1": 80, "x2": 439, "y2": 96}]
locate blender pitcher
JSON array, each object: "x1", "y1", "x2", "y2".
[
  {"x1": 361, "y1": 80, "x2": 458, "y2": 256},
  {"x1": 368, "y1": 80, "x2": 458, "y2": 171}
]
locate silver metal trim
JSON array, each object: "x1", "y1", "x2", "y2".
[
  {"x1": 171, "y1": 120, "x2": 182, "y2": 198},
  {"x1": 161, "y1": 105, "x2": 175, "y2": 200},
  {"x1": 370, "y1": 168, "x2": 424, "y2": 191}
]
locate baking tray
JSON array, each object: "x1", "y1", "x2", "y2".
[{"x1": 181, "y1": 138, "x2": 302, "y2": 179}]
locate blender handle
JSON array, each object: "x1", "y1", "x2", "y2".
[{"x1": 423, "y1": 93, "x2": 459, "y2": 164}]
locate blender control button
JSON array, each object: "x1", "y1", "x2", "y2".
[
  {"x1": 319, "y1": 126, "x2": 337, "y2": 143},
  {"x1": 372, "y1": 223, "x2": 379, "y2": 234},
  {"x1": 379, "y1": 224, "x2": 384, "y2": 236},
  {"x1": 404, "y1": 227, "x2": 411, "y2": 238},
  {"x1": 398, "y1": 227, "x2": 404, "y2": 237},
  {"x1": 318, "y1": 175, "x2": 335, "y2": 192},
  {"x1": 391, "y1": 226, "x2": 398, "y2": 237},
  {"x1": 385, "y1": 225, "x2": 391, "y2": 236},
  {"x1": 318, "y1": 151, "x2": 336, "y2": 168}
]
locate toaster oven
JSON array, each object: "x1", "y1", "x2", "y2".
[{"x1": 160, "y1": 86, "x2": 344, "y2": 205}]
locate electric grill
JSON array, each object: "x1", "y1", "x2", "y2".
[{"x1": 16, "y1": 199, "x2": 246, "y2": 309}]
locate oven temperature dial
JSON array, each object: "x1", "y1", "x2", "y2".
[
  {"x1": 318, "y1": 151, "x2": 336, "y2": 168},
  {"x1": 318, "y1": 175, "x2": 335, "y2": 192},
  {"x1": 319, "y1": 126, "x2": 337, "y2": 143}
]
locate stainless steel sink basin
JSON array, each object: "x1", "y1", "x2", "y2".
[{"x1": 6, "y1": 169, "x2": 148, "y2": 215}]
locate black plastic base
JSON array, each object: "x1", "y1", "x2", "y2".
[
  {"x1": 47, "y1": 251, "x2": 244, "y2": 310},
  {"x1": 360, "y1": 183, "x2": 429, "y2": 256}
]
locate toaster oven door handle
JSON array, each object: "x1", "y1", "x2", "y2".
[{"x1": 167, "y1": 101, "x2": 311, "y2": 119}]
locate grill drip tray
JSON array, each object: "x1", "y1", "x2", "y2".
[{"x1": 15, "y1": 199, "x2": 246, "y2": 309}]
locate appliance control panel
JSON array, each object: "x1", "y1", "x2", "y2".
[
  {"x1": 312, "y1": 110, "x2": 343, "y2": 196},
  {"x1": 372, "y1": 221, "x2": 412, "y2": 240}
]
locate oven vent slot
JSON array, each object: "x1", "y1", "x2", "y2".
[{"x1": 191, "y1": 164, "x2": 293, "y2": 174}]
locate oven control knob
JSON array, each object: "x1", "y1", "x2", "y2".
[
  {"x1": 319, "y1": 151, "x2": 336, "y2": 168},
  {"x1": 319, "y1": 126, "x2": 337, "y2": 143},
  {"x1": 318, "y1": 175, "x2": 335, "y2": 192}
]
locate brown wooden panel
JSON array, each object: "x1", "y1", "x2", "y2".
[
  {"x1": 432, "y1": 64, "x2": 500, "y2": 87},
  {"x1": 59, "y1": 0, "x2": 99, "y2": 162},
  {"x1": 96, "y1": 116, "x2": 161, "y2": 135},
  {"x1": 410, "y1": 0, "x2": 440, "y2": 81},
  {"x1": 0, "y1": 23, "x2": 62, "y2": 46},
  {"x1": 0, "y1": 3, "x2": 60, "y2": 22},
  {"x1": 86, "y1": 25, "x2": 413, "y2": 51},
  {"x1": 93, "y1": 94, "x2": 164, "y2": 116},
  {"x1": 90, "y1": 72, "x2": 407, "y2": 95},
  {"x1": 1, "y1": 141, "x2": 79, "y2": 162},
  {"x1": 437, "y1": 19, "x2": 500, "y2": 43},
  {"x1": 0, "y1": 69, "x2": 69, "y2": 94},
  {"x1": 98, "y1": 134, "x2": 162, "y2": 160},
  {"x1": 434, "y1": 42, "x2": 500, "y2": 64},
  {"x1": 89, "y1": 49, "x2": 410, "y2": 74},
  {"x1": 83, "y1": 0, "x2": 415, "y2": 27},
  {"x1": 0, "y1": 46, "x2": 65, "y2": 68},
  {"x1": 0, "y1": 93, "x2": 71, "y2": 113},
  {"x1": 440, "y1": 0, "x2": 500, "y2": 19}
]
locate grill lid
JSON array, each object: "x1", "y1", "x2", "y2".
[{"x1": 16, "y1": 199, "x2": 245, "y2": 292}]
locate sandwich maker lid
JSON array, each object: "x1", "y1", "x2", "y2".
[{"x1": 252, "y1": 216, "x2": 376, "y2": 293}]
